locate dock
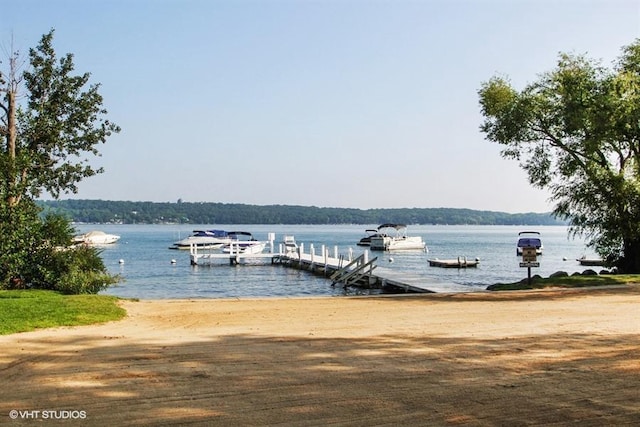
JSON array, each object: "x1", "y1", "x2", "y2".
[
  {"x1": 189, "y1": 234, "x2": 464, "y2": 293},
  {"x1": 428, "y1": 257, "x2": 479, "y2": 268},
  {"x1": 190, "y1": 245, "x2": 280, "y2": 266}
]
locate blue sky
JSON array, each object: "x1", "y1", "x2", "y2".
[{"x1": 3, "y1": 0, "x2": 639, "y2": 212}]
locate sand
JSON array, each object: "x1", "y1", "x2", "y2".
[{"x1": 1, "y1": 286, "x2": 639, "y2": 426}]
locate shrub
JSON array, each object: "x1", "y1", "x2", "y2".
[
  {"x1": 32, "y1": 244, "x2": 121, "y2": 294},
  {"x1": 0, "y1": 200, "x2": 120, "y2": 294},
  {"x1": 55, "y1": 269, "x2": 120, "y2": 295}
]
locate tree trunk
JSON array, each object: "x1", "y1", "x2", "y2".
[
  {"x1": 6, "y1": 88, "x2": 19, "y2": 208},
  {"x1": 619, "y1": 238, "x2": 640, "y2": 273}
]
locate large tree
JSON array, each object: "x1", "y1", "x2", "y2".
[
  {"x1": 0, "y1": 30, "x2": 120, "y2": 290},
  {"x1": 478, "y1": 40, "x2": 640, "y2": 272},
  {"x1": 1, "y1": 30, "x2": 120, "y2": 206}
]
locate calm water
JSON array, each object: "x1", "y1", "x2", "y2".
[{"x1": 75, "y1": 224, "x2": 601, "y2": 299}]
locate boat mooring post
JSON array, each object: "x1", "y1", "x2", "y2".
[{"x1": 267, "y1": 232, "x2": 275, "y2": 253}]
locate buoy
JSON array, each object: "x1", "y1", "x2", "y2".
[
  {"x1": 119, "y1": 259, "x2": 124, "y2": 264},
  {"x1": 389, "y1": 257, "x2": 394, "y2": 263},
  {"x1": 171, "y1": 259, "x2": 177, "y2": 264},
  {"x1": 563, "y1": 257, "x2": 567, "y2": 261}
]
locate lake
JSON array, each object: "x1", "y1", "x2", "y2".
[{"x1": 73, "y1": 224, "x2": 601, "y2": 299}]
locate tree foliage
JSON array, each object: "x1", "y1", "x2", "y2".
[
  {"x1": 0, "y1": 30, "x2": 120, "y2": 291},
  {"x1": 478, "y1": 40, "x2": 640, "y2": 272},
  {"x1": 14, "y1": 30, "x2": 120, "y2": 203}
]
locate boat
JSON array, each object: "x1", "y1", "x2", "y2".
[
  {"x1": 222, "y1": 231, "x2": 266, "y2": 254},
  {"x1": 516, "y1": 231, "x2": 543, "y2": 256},
  {"x1": 169, "y1": 229, "x2": 231, "y2": 250},
  {"x1": 577, "y1": 256, "x2": 605, "y2": 266},
  {"x1": 73, "y1": 230, "x2": 120, "y2": 245},
  {"x1": 428, "y1": 257, "x2": 480, "y2": 268},
  {"x1": 369, "y1": 224, "x2": 426, "y2": 251},
  {"x1": 356, "y1": 229, "x2": 382, "y2": 247}
]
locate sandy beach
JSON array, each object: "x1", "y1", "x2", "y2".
[{"x1": 1, "y1": 286, "x2": 639, "y2": 426}]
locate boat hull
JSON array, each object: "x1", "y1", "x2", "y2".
[
  {"x1": 370, "y1": 236, "x2": 426, "y2": 251},
  {"x1": 577, "y1": 257, "x2": 605, "y2": 266},
  {"x1": 222, "y1": 242, "x2": 266, "y2": 254},
  {"x1": 170, "y1": 230, "x2": 231, "y2": 250},
  {"x1": 170, "y1": 237, "x2": 229, "y2": 250},
  {"x1": 73, "y1": 231, "x2": 120, "y2": 246}
]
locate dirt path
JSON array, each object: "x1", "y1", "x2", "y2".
[{"x1": 1, "y1": 287, "x2": 639, "y2": 425}]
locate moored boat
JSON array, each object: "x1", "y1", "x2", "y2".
[
  {"x1": 222, "y1": 231, "x2": 266, "y2": 254},
  {"x1": 73, "y1": 230, "x2": 120, "y2": 245},
  {"x1": 577, "y1": 256, "x2": 605, "y2": 266},
  {"x1": 516, "y1": 231, "x2": 543, "y2": 256},
  {"x1": 369, "y1": 224, "x2": 426, "y2": 251},
  {"x1": 170, "y1": 229, "x2": 231, "y2": 250},
  {"x1": 428, "y1": 257, "x2": 480, "y2": 268}
]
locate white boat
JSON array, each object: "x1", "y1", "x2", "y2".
[
  {"x1": 516, "y1": 231, "x2": 543, "y2": 256},
  {"x1": 73, "y1": 230, "x2": 120, "y2": 245},
  {"x1": 369, "y1": 224, "x2": 426, "y2": 251},
  {"x1": 222, "y1": 231, "x2": 266, "y2": 254},
  {"x1": 577, "y1": 256, "x2": 605, "y2": 266},
  {"x1": 170, "y1": 229, "x2": 231, "y2": 250}
]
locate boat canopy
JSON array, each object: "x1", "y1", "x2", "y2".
[
  {"x1": 517, "y1": 237, "x2": 542, "y2": 248},
  {"x1": 517, "y1": 231, "x2": 542, "y2": 248},
  {"x1": 377, "y1": 223, "x2": 407, "y2": 230}
]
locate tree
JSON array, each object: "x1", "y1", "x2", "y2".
[
  {"x1": 478, "y1": 39, "x2": 640, "y2": 272},
  {"x1": 2, "y1": 30, "x2": 120, "y2": 206},
  {"x1": 0, "y1": 30, "x2": 120, "y2": 290}
]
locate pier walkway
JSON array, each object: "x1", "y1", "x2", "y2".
[{"x1": 189, "y1": 235, "x2": 463, "y2": 293}]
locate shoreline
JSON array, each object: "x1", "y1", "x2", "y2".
[{"x1": 2, "y1": 286, "x2": 639, "y2": 425}]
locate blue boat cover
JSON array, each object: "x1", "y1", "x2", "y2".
[{"x1": 518, "y1": 237, "x2": 542, "y2": 247}]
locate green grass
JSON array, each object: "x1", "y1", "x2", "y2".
[
  {"x1": 487, "y1": 274, "x2": 640, "y2": 291},
  {"x1": 0, "y1": 290, "x2": 127, "y2": 335}
]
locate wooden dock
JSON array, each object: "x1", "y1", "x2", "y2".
[
  {"x1": 189, "y1": 235, "x2": 467, "y2": 293},
  {"x1": 373, "y1": 266, "x2": 476, "y2": 293}
]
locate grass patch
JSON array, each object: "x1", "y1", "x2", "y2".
[
  {"x1": 488, "y1": 274, "x2": 640, "y2": 291},
  {"x1": 0, "y1": 290, "x2": 127, "y2": 335}
]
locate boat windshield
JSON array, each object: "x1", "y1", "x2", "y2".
[
  {"x1": 193, "y1": 230, "x2": 228, "y2": 237},
  {"x1": 228, "y1": 231, "x2": 256, "y2": 241}
]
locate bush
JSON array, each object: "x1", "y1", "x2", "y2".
[
  {"x1": 0, "y1": 200, "x2": 120, "y2": 294},
  {"x1": 32, "y1": 244, "x2": 121, "y2": 294},
  {"x1": 55, "y1": 269, "x2": 120, "y2": 295}
]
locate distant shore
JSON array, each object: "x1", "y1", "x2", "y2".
[
  {"x1": 2, "y1": 286, "x2": 638, "y2": 425},
  {"x1": 40, "y1": 199, "x2": 564, "y2": 226}
]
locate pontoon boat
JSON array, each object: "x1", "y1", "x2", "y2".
[{"x1": 369, "y1": 224, "x2": 426, "y2": 251}]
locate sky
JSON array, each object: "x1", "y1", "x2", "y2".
[{"x1": 3, "y1": 0, "x2": 639, "y2": 213}]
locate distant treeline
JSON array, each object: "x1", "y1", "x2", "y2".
[{"x1": 38, "y1": 199, "x2": 564, "y2": 226}]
